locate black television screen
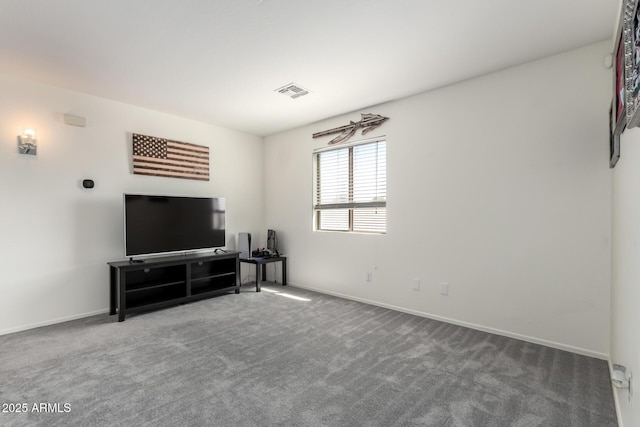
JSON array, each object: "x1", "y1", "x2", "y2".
[{"x1": 124, "y1": 194, "x2": 226, "y2": 258}]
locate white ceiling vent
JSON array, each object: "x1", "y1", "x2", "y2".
[{"x1": 275, "y1": 83, "x2": 309, "y2": 99}]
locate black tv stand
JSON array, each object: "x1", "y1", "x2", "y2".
[{"x1": 109, "y1": 251, "x2": 240, "y2": 322}]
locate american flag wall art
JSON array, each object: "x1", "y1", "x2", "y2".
[{"x1": 132, "y1": 133, "x2": 210, "y2": 181}]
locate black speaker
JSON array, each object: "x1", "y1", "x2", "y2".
[{"x1": 82, "y1": 179, "x2": 95, "y2": 189}]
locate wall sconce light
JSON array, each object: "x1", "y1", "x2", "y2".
[{"x1": 18, "y1": 129, "x2": 37, "y2": 155}]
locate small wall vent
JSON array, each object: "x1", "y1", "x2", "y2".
[{"x1": 275, "y1": 83, "x2": 309, "y2": 99}]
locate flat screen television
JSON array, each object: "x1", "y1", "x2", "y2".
[{"x1": 124, "y1": 194, "x2": 226, "y2": 258}]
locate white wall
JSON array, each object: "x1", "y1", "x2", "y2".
[
  {"x1": 609, "y1": 9, "x2": 640, "y2": 426},
  {"x1": 611, "y1": 128, "x2": 640, "y2": 426},
  {"x1": 0, "y1": 74, "x2": 265, "y2": 334},
  {"x1": 264, "y1": 41, "x2": 612, "y2": 358}
]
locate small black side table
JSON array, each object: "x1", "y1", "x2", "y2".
[{"x1": 239, "y1": 256, "x2": 287, "y2": 292}]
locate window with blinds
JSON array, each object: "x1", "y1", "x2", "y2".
[{"x1": 313, "y1": 138, "x2": 386, "y2": 233}]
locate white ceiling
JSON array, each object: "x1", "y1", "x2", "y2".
[{"x1": 0, "y1": 0, "x2": 618, "y2": 136}]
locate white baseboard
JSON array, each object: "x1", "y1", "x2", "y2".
[
  {"x1": 1, "y1": 282, "x2": 610, "y2": 362},
  {"x1": 0, "y1": 309, "x2": 109, "y2": 336},
  {"x1": 288, "y1": 281, "x2": 609, "y2": 361}
]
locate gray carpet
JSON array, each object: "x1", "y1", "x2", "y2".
[{"x1": 0, "y1": 284, "x2": 617, "y2": 426}]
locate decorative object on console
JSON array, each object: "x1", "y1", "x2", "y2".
[
  {"x1": 252, "y1": 249, "x2": 270, "y2": 258},
  {"x1": 131, "y1": 133, "x2": 210, "y2": 181},
  {"x1": 17, "y1": 129, "x2": 37, "y2": 155},
  {"x1": 267, "y1": 229, "x2": 279, "y2": 256},
  {"x1": 313, "y1": 113, "x2": 389, "y2": 145}
]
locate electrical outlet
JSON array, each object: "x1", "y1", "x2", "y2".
[
  {"x1": 412, "y1": 279, "x2": 420, "y2": 290},
  {"x1": 366, "y1": 272, "x2": 373, "y2": 282},
  {"x1": 440, "y1": 282, "x2": 449, "y2": 296}
]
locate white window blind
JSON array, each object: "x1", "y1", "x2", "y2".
[{"x1": 314, "y1": 139, "x2": 386, "y2": 233}]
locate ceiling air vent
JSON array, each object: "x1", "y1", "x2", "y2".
[{"x1": 275, "y1": 83, "x2": 309, "y2": 99}]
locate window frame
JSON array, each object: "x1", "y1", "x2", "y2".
[{"x1": 313, "y1": 137, "x2": 387, "y2": 234}]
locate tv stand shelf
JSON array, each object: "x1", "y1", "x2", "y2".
[{"x1": 108, "y1": 251, "x2": 240, "y2": 322}]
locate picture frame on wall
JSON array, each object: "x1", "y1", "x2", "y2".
[
  {"x1": 624, "y1": 0, "x2": 640, "y2": 128},
  {"x1": 610, "y1": 3, "x2": 627, "y2": 168},
  {"x1": 610, "y1": 103, "x2": 621, "y2": 168},
  {"x1": 614, "y1": 13, "x2": 626, "y2": 135}
]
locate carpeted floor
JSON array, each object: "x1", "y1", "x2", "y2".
[{"x1": 0, "y1": 283, "x2": 617, "y2": 426}]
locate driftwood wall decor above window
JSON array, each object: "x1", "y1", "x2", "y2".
[{"x1": 313, "y1": 113, "x2": 389, "y2": 145}]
